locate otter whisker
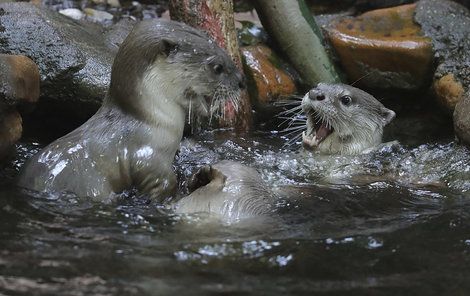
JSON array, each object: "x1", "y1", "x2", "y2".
[
  {"x1": 284, "y1": 129, "x2": 304, "y2": 139},
  {"x1": 188, "y1": 97, "x2": 192, "y2": 125},
  {"x1": 278, "y1": 116, "x2": 306, "y2": 131},
  {"x1": 284, "y1": 132, "x2": 303, "y2": 146},
  {"x1": 273, "y1": 100, "x2": 302, "y2": 107},
  {"x1": 229, "y1": 92, "x2": 239, "y2": 113},
  {"x1": 278, "y1": 106, "x2": 303, "y2": 116},
  {"x1": 282, "y1": 125, "x2": 307, "y2": 133},
  {"x1": 233, "y1": 92, "x2": 241, "y2": 112},
  {"x1": 277, "y1": 115, "x2": 305, "y2": 120}
]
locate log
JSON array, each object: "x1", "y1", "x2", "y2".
[{"x1": 253, "y1": 0, "x2": 341, "y2": 86}]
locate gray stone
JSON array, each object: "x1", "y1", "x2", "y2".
[
  {"x1": 415, "y1": 0, "x2": 470, "y2": 94},
  {"x1": 454, "y1": 91, "x2": 470, "y2": 146},
  {"x1": 0, "y1": 2, "x2": 113, "y2": 115},
  {"x1": 59, "y1": 8, "x2": 85, "y2": 20},
  {"x1": 83, "y1": 8, "x2": 114, "y2": 23},
  {"x1": 104, "y1": 18, "x2": 137, "y2": 53}
]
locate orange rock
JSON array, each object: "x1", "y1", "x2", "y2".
[
  {"x1": 325, "y1": 4, "x2": 434, "y2": 90},
  {"x1": 241, "y1": 45, "x2": 297, "y2": 107},
  {"x1": 0, "y1": 110, "x2": 22, "y2": 160},
  {"x1": 29, "y1": 0, "x2": 42, "y2": 6},
  {"x1": 454, "y1": 91, "x2": 470, "y2": 146},
  {"x1": 434, "y1": 74, "x2": 465, "y2": 113},
  {"x1": 0, "y1": 54, "x2": 40, "y2": 104}
]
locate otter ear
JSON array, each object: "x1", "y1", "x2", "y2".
[
  {"x1": 187, "y1": 165, "x2": 227, "y2": 193},
  {"x1": 159, "y1": 38, "x2": 179, "y2": 57},
  {"x1": 187, "y1": 166, "x2": 211, "y2": 193},
  {"x1": 380, "y1": 107, "x2": 396, "y2": 125}
]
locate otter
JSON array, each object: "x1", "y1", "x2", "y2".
[
  {"x1": 174, "y1": 161, "x2": 277, "y2": 221},
  {"x1": 301, "y1": 83, "x2": 395, "y2": 155},
  {"x1": 18, "y1": 20, "x2": 244, "y2": 201}
]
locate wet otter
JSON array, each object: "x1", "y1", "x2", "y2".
[
  {"x1": 174, "y1": 161, "x2": 277, "y2": 221},
  {"x1": 301, "y1": 83, "x2": 395, "y2": 155},
  {"x1": 18, "y1": 20, "x2": 244, "y2": 201}
]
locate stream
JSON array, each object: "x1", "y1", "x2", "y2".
[{"x1": 1, "y1": 100, "x2": 470, "y2": 295}]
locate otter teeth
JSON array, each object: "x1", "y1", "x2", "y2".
[
  {"x1": 302, "y1": 130, "x2": 320, "y2": 148},
  {"x1": 302, "y1": 117, "x2": 334, "y2": 150}
]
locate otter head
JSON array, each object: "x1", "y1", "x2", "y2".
[
  {"x1": 108, "y1": 20, "x2": 244, "y2": 126},
  {"x1": 301, "y1": 83, "x2": 395, "y2": 155}
]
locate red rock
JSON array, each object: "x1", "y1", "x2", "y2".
[
  {"x1": 434, "y1": 74, "x2": 465, "y2": 113},
  {"x1": 241, "y1": 45, "x2": 297, "y2": 107}
]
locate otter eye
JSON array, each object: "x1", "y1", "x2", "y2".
[
  {"x1": 340, "y1": 95, "x2": 352, "y2": 106},
  {"x1": 213, "y1": 64, "x2": 224, "y2": 75}
]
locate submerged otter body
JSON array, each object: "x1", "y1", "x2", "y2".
[
  {"x1": 18, "y1": 20, "x2": 244, "y2": 200},
  {"x1": 174, "y1": 161, "x2": 277, "y2": 221},
  {"x1": 301, "y1": 83, "x2": 395, "y2": 155}
]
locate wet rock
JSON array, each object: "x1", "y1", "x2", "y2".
[
  {"x1": 325, "y1": 4, "x2": 434, "y2": 90},
  {"x1": 307, "y1": 0, "x2": 416, "y2": 15},
  {"x1": 103, "y1": 18, "x2": 136, "y2": 53},
  {"x1": 415, "y1": 0, "x2": 470, "y2": 111},
  {"x1": 453, "y1": 91, "x2": 470, "y2": 146},
  {"x1": 0, "y1": 2, "x2": 113, "y2": 117},
  {"x1": 0, "y1": 54, "x2": 39, "y2": 161},
  {"x1": 241, "y1": 45, "x2": 297, "y2": 109},
  {"x1": 83, "y1": 7, "x2": 114, "y2": 23},
  {"x1": 0, "y1": 109, "x2": 22, "y2": 161},
  {"x1": 92, "y1": 0, "x2": 121, "y2": 7},
  {"x1": 433, "y1": 74, "x2": 465, "y2": 113},
  {"x1": 354, "y1": 0, "x2": 416, "y2": 11},
  {"x1": 59, "y1": 8, "x2": 85, "y2": 20},
  {"x1": 0, "y1": 54, "x2": 40, "y2": 105},
  {"x1": 237, "y1": 21, "x2": 267, "y2": 46}
]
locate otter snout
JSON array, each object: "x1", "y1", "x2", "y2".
[
  {"x1": 308, "y1": 88, "x2": 325, "y2": 101},
  {"x1": 236, "y1": 72, "x2": 246, "y2": 90}
]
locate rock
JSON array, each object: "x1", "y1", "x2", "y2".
[
  {"x1": 59, "y1": 8, "x2": 85, "y2": 20},
  {"x1": 415, "y1": 0, "x2": 470, "y2": 111},
  {"x1": 107, "y1": 0, "x2": 121, "y2": 8},
  {"x1": 237, "y1": 20, "x2": 267, "y2": 46},
  {"x1": 433, "y1": 74, "x2": 465, "y2": 113},
  {"x1": 103, "y1": 18, "x2": 136, "y2": 53},
  {"x1": 241, "y1": 45, "x2": 297, "y2": 108},
  {"x1": 454, "y1": 91, "x2": 470, "y2": 146},
  {"x1": 83, "y1": 8, "x2": 114, "y2": 23},
  {"x1": 325, "y1": 4, "x2": 434, "y2": 90},
  {"x1": 0, "y1": 2, "x2": 114, "y2": 118},
  {"x1": 0, "y1": 54, "x2": 40, "y2": 105},
  {"x1": 91, "y1": 0, "x2": 121, "y2": 6},
  {"x1": 0, "y1": 109, "x2": 22, "y2": 161}
]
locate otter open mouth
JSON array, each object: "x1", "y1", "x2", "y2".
[{"x1": 302, "y1": 112, "x2": 334, "y2": 149}]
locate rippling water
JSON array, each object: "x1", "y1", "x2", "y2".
[{"x1": 1, "y1": 120, "x2": 470, "y2": 295}]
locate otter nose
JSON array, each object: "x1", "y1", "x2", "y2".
[
  {"x1": 236, "y1": 72, "x2": 246, "y2": 90},
  {"x1": 308, "y1": 89, "x2": 325, "y2": 101},
  {"x1": 238, "y1": 79, "x2": 246, "y2": 90}
]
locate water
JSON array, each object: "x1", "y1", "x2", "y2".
[{"x1": 1, "y1": 113, "x2": 470, "y2": 295}]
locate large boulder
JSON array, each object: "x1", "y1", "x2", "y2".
[
  {"x1": 0, "y1": 2, "x2": 114, "y2": 117},
  {"x1": 325, "y1": 4, "x2": 433, "y2": 90}
]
